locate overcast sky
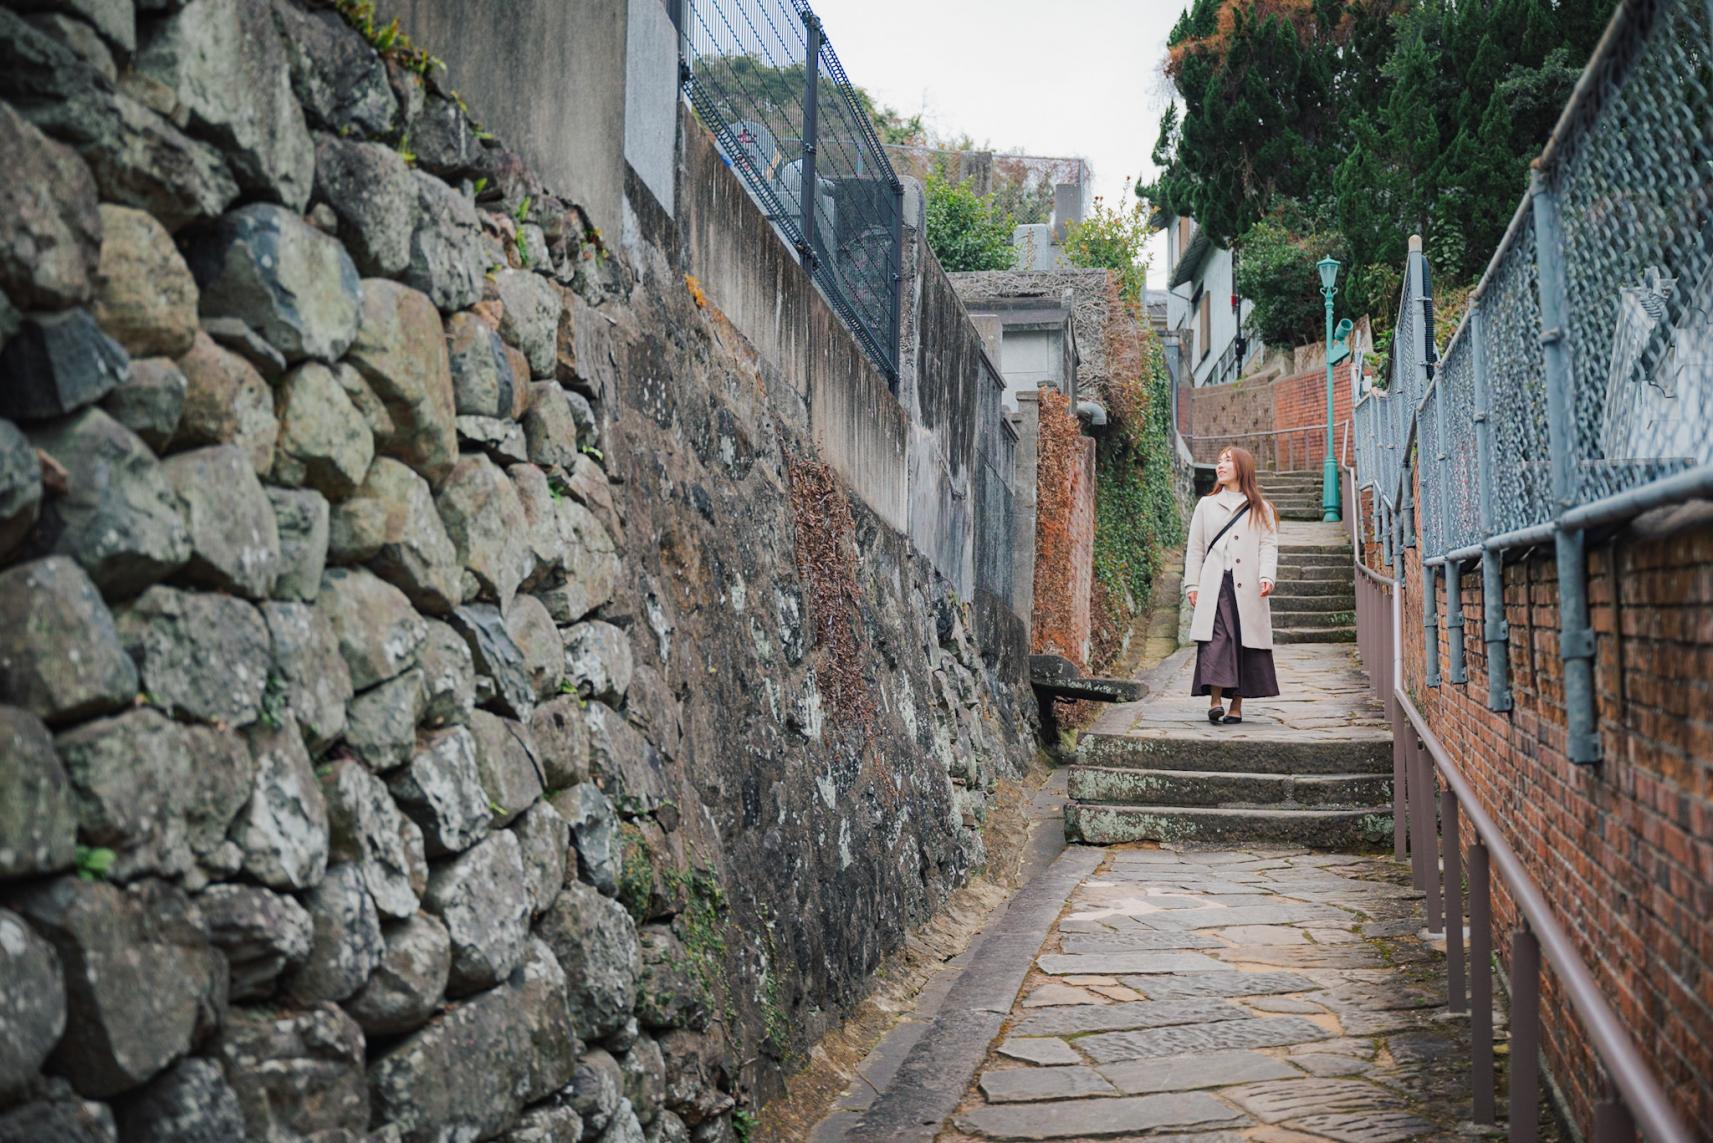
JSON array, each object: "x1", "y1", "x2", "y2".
[{"x1": 808, "y1": 0, "x2": 1184, "y2": 287}]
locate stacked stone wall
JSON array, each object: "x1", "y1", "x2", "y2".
[{"x1": 0, "y1": 2, "x2": 1038, "y2": 1140}]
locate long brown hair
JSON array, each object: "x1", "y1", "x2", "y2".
[{"x1": 1211, "y1": 446, "x2": 1275, "y2": 529}]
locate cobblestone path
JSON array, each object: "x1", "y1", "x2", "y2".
[{"x1": 941, "y1": 846, "x2": 1497, "y2": 1143}]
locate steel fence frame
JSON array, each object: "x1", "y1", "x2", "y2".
[
  {"x1": 1350, "y1": 0, "x2": 1713, "y2": 765},
  {"x1": 678, "y1": 0, "x2": 904, "y2": 383}
]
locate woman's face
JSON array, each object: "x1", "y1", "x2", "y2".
[{"x1": 1216, "y1": 452, "x2": 1236, "y2": 486}]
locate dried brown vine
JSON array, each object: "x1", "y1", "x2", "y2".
[{"x1": 787, "y1": 459, "x2": 875, "y2": 733}]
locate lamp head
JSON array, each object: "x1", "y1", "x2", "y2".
[{"x1": 1316, "y1": 256, "x2": 1341, "y2": 292}]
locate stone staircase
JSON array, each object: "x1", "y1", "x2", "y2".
[
  {"x1": 1065, "y1": 516, "x2": 1391, "y2": 848},
  {"x1": 1266, "y1": 468, "x2": 1334, "y2": 521}
]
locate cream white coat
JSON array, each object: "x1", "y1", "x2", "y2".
[{"x1": 1184, "y1": 490, "x2": 1280, "y2": 649}]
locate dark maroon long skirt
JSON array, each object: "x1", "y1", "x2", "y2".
[{"x1": 1190, "y1": 570, "x2": 1281, "y2": 698}]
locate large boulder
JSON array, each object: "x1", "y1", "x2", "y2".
[
  {"x1": 345, "y1": 278, "x2": 457, "y2": 483},
  {"x1": 418, "y1": 618, "x2": 476, "y2": 729},
  {"x1": 321, "y1": 758, "x2": 421, "y2": 921},
  {"x1": 408, "y1": 92, "x2": 482, "y2": 181},
  {"x1": 312, "y1": 135, "x2": 415, "y2": 275},
  {"x1": 214, "y1": 1004, "x2": 369, "y2": 1141},
  {"x1": 503, "y1": 1104, "x2": 584, "y2": 1143},
  {"x1": 0, "y1": 1094, "x2": 118, "y2": 1142},
  {"x1": 494, "y1": 270, "x2": 562, "y2": 379},
  {"x1": 552, "y1": 783, "x2": 620, "y2": 898},
  {"x1": 622, "y1": 1035, "x2": 667, "y2": 1127},
  {"x1": 0, "y1": 557, "x2": 137, "y2": 724},
  {"x1": 468, "y1": 710, "x2": 545, "y2": 827},
  {"x1": 171, "y1": 331, "x2": 277, "y2": 474},
  {"x1": 535, "y1": 880, "x2": 640, "y2": 1042},
  {"x1": 114, "y1": 1056, "x2": 247, "y2": 1143},
  {"x1": 236, "y1": 713, "x2": 331, "y2": 891},
  {"x1": 345, "y1": 911, "x2": 451, "y2": 1036},
  {"x1": 261, "y1": 600, "x2": 353, "y2": 754},
  {"x1": 54, "y1": 708, "x2": 190, "y2": 879},
  {"x1": 0, "y1": 907, "x2": 66, "y2": 1100},
  {"x1": 270, "y1": 361, "x2": 374, "y2": 498},
  {"x1": 90, "y1": 204, "x2": 198, "y2": 357},
  {"x1": 368, "y1": 938, "x2": 580, "y2": 1140},
  {"x1": 12, "y1": 877, "x2": 223, "y2": 1099},
  {"x1": 563, "y1": 621, "x2": 634, "y2": 704},
  {"x1": 0, "y1": 308, "x2": 128, "y2": 422},
  {"x1": 521, "y1": 382, "x2": 582, "y2": 470},
  {"x1": 331, "y1": 457, "x2": 460, "y2": 613},
  {"x1": 0, "y1": 419, "x2": 43, "y2": 561},
  {"x1": 509, "y1": 594, "x2": 564, "y2": 700},
  {"x1": 133, "y1": 0, "x2": 315, "y2": 209},
  {"x1": 100, "y1": 357, "x2": 186, "y2": 451},
  {"x1": 528, "y1": 695, "x2": 591, "y2": 788},
  {"x1": 158, "y1": 444, "x2": 282, "y2": 595},
  {"x1": 197, "y1": 882, "x2": 314, "y2": 1001},
  {"x1": 402, "y1": 170, "x2": 491, "y2": 313},
  {"x1": 448, "y1": 310, "x2": 524, "y2": 419},
  {"x1": 0, "y1": 706, "x2": 77, "y2": 878},
  {"x1": 282, "y1": 861, "x2": 383, "y2": 1004},
  {"x1": 436, "y1": 453, "x2": 534, "y2": 610},
  {"x1": 541, "y1": 498, "x2": 620, "y2": 624},
  {"x1": 270, "y1": 0, "x2": 396, "y2": 139},
  {"x1": 267, "y1": 486, "x2": 330, "y2": 603},
  {"x1": 0, "y1": 13, "x2": 239, "y2": 233},
  {"x1": 586, "y1": 702, "x2": 669, "y2": 818},
  {"x1": 568, "y1": 1049, "x2": 623, "y2": 1138},
  {"x1": 449, "y1": 603, "x2": 535, "y2": 719},
  {"x1": 316, "y1": 567, "x2": 427, "y2": 690},
  {"x1": 510, "y1": 463, "x2": 566, "y2": 580},
  {"x1": 25, "y1": 408, "x2": 190, "y2": 597},
  {"x1": 344, "y1": 667, "x2": 426, "y2": 774},
  {"x1": 424, "y1": 829, "x2": 531, "y2": 996},
  {"x1": 181, "y1": 204, "x2": 361, "y2": 363},
  {"x1": 116, "y1": 585, "x2": 270, "y2": 725},
  {"x1": 388, "y1": 726, "x2": 490, "y2": 857},
  {"x1": 635, "y1": 927, "x2": 707, "y2": 1033},
  {"x1": 510, "y1": 800, "x2": 569, "y2": 919},
  {"x1": 0, "y1": 101, "x2": 100, "y2": 310}
]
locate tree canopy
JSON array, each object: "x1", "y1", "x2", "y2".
[{"x1": 1145, "y1": 0, "x2": 1617, "y2": 343}]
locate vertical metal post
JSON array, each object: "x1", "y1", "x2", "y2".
[
  {"x1": 1424, "y1": 562, "x2": 1441, "y2": 688},
  {"x1": 888, "y1": 179, "x2": 903, "y2": 388},
  {"x1": 1531, "y1": 169, "x2": 1599, "y2": 764},
  {"x1": 1447, "y1": 560, "x2": 1467, "y2": 683},
  {"x1": 1510, "y1": 927, "x2": 1542, "y2": 1143},
  {"x1": 1417, "y1": 742, "x2": 1442, "y2": 933},
  {"x1": 1442, "y1": 789, "x2": 1465, "y2": 1012},
  {"x1": 797, "y1": 12, "x2": 822, "y2": 274},
  {"x1": 1400, "y1": 462, "x2": 1415, "y2": 549},
  {"x1": 1471, "y1": 303, "x2": 1515, "y2": 711},
  {"x1": 1469, "y1": 842, "x2": 1495, "y2": 1125},
  {"x1": 1392, "y1": 647, "x2": 1407, "y2": 862}
]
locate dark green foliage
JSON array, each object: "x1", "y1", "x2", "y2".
[
  {"x1": 1151, "y1": 0, "x2": 1618, "y2": 324},
  {"x1": 1094, "y1": 346, "x2": 1183, "y2": 628},
  {"x1": 1233, "y1": 209, "x2": 1347, "y2": 345},
  {"x1": 922, "y1": 173, "x2": 1017, "y2": 272}
]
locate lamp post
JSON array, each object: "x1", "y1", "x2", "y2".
[{"x1": 1316, "y1": 256, "x2": 1343, "y2": 523}]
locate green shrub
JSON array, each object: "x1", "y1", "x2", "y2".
[{"x1": 923, "y1": 173, "x2": 1016, "y2": 272}]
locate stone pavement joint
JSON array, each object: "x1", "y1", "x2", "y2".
[{"x1": 930, "y1": 845, "x2": 1503, "y2": 1143}]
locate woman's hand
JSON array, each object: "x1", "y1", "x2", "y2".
[
  {"x1": 1259, "y1": 579, "x2": 1274, "y2": 598},
  {"x1": 1187, "y1": 589, "x2": 1198, "y2": 607}
]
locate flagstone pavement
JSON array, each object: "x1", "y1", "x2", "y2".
[{"x1": 936, "y1": 845, "x2": 1512, "y2": 1143}]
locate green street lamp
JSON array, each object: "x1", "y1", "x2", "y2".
[{"x1": 1316, "y1": 255, "x2": 1343, "y2": 523}]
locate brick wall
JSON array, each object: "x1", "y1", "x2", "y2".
[
  {"x1": 1183, "y1": 362, "x2": 1356, "y2": 471},
  {"x1": 1391, "y1": 462, "x2": 1713, "y2": 1138}
]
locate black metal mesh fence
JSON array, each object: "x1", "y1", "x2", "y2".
[{"x1": 681, "y1": 0, "x2": 903, "y2": 380}]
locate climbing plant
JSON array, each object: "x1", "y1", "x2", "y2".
[{"x1": 922, "y1": 173, "x2": 1017, "y2": 272}]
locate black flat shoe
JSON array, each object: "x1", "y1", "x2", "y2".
[
  {"x1": 1207, "y1": 706, "x2": 1225, "y2": 724},
  {"x1": 1222, "y1": 714, "x2": 1244, "y2": 724}
]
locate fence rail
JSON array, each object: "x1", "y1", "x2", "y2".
[{"x1": 679, "y1": 0, "x2": 903, "y2": 381}]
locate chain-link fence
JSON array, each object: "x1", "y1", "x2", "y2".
[
  {"x1": 680, "y1": 0, "x2": 902, "y2": 380},
  {"x1": 1350, "y1": 0, "x2": 1713, "y2": 763}
]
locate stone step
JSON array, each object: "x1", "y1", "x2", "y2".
[
  {"x1": 1275, "y1": 550, "x2": 1350, "y2": 565},
  {"x1": 1269, "y1": 607, "x2": 1356, "y2": 628},
  {"x1": 1274, "y1": 625, "x2": 1357, "y2": 644},
  {"x1": 1065, "y1": 803, "x2": 1395, "y2": 848},
  {"x1": 1274, "y1": 565, "x2": 1350, "y2": 582},
  {"x1": 1068, "y1": 766, "x2": 1393, "y2": 809},
  {"x1": 1273, "y1": 541, "x2": 1351, "y2": 556},
  {"x1": 1266, "y1": 580, "x2": 1354, "y2": 600},
  {"x1": 1079, "y1": 731, "x2": 1392, "y2": 776}
]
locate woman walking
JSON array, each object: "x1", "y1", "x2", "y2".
[{"x1": 1185, "y1": 446, "x2": 1280, "y2": 723}]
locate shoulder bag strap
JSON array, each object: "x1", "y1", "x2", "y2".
[{"x1": 1207, "y1": 501, "x2": 1251, "y2": 551}]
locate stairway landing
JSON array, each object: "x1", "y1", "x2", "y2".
[{"x1": 1066, "y1": 643, "x2": 1393, "y2": 849}]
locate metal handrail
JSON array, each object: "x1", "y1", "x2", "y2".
[{"x1": 1394, "y1": 690, "x2": 1694, "y2": 1143}]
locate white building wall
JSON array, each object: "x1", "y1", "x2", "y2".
[{"x1": 1163, "y1": 215, "x2": 1257, "y2": 387}]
